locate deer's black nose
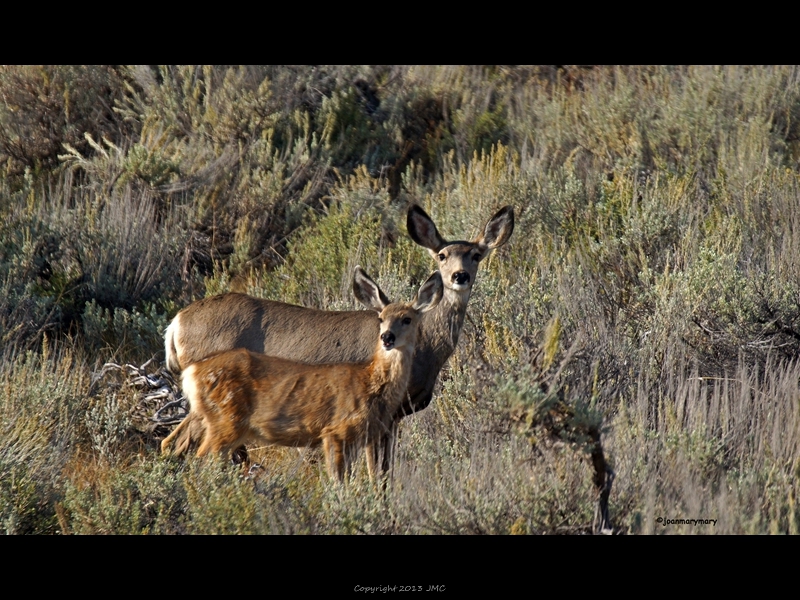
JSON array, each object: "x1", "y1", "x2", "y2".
[
  {"x1": 381, "y1": 332, "x2": 395, "y2": 347},
  {"x1": 452, "y1": 271, "x2": 470, "y2": 285}
]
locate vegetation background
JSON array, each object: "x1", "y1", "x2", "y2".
[{"x1": 1, "y1": 65, "x2": 799, "y2": 534}]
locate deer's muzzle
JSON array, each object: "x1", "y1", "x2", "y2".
[
  {"x1": 452, "y1": 271, "x2": 471, "y2": 286},
  {"x1": 381, "y1": 332, "x2": 395, "y2": 349}
]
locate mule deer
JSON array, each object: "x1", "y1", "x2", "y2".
[
  {"x1": 162, "y1": 203, "x2": 514, "y2": 474},
  {"x1": 164, "y1": 268, "x2": 442, "y2": 481}
]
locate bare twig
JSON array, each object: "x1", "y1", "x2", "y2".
[{"x1": 90, "y1": 356, "x2": 187, "y2": 430}]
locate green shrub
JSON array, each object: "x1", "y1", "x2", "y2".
[
  {"x1": 63, "y1": 458, "x2": 185, "y2": 534},
  {"x1": 0, "y1": 66, "x2": 133, "y2": 177}
]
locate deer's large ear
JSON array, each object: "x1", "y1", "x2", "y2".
[
  {"x1": 412, "y1": 271, "x2": 443, "y2": 313},
  {"x1": 477, "y1": 205, "x2": 514, "y2": 250},
  {"x1": 407, "y1": 204, "x2": 447, "y2": 251},
  {"x1": 353, "y1": 266, "x2": 391, "y2": 312}
]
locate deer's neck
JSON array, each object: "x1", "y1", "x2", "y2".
[
  {"x1": 368, "y1": 344, "x2": 414, "y2": 411},
  {"x1": 418, "y1": 286, "x2": 470, "y2": 359}
]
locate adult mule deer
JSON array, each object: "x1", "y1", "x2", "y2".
[
  {"x1": 164, "y1": 268, "x2": 443, "y2": 482},
  {"x1": 162, "y1": 203, "x2": 514, "y2": 474}
]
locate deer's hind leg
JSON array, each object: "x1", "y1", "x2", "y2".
[{"x1": 161, "y1": 413, "x2": 195, "y2": 455}]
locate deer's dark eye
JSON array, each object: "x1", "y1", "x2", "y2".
[
  {"x1": 473, "y1": 253, "x2": 482, "y2": 261},
  {"x1": 437, "y1": 253, "x2": 446, "y2": 261},
  {"x1": 402, "y1": 317, "x2": 412, "y2": 325}
]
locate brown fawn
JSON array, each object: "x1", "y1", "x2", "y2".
[
  {"x1": 162, "y1": 268, "x2": 443, "y2": 482},
  {"x1": 162, "y1": 204, "x2": 514, "y2": 476}
]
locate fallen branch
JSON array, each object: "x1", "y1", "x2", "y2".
[{"x1": 90, "y1": 357, "x2": 187, "y2": 431}]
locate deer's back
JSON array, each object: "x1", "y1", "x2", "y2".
[{"x1": 173, "y1": 293, "x2": 379, "y2": 368}]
